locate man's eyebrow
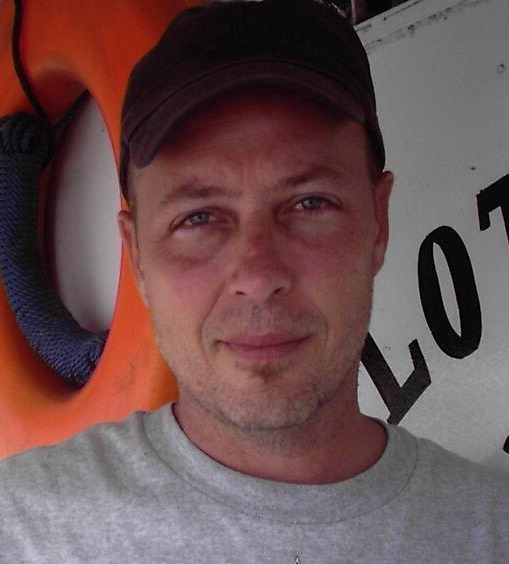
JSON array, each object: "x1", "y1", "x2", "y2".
[
  {"x1": 157, "y1": 183, "x2": 238, "y2": 209},
  {"x1": 275, "y1": 164, "x2": 348, "y2": 191}
]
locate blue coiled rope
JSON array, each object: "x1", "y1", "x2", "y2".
[
  {"x1": 0, "y1": 0, "x2": 106, "y2": 387},
  {"x1": 0, "y1": 112, "x2": 108, "y2": 387}
]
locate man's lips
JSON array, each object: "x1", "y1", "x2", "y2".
[{"x1": 219, "y1": 334, "x2": 310, "y2": 362}]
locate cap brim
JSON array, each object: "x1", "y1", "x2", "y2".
[{"x1": 127, "y1": 59, "x2": 366, "y2": 170}]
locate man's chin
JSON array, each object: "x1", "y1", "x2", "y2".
[
  {"x1": 231, "y1": 359, "x2": 294, "y2": 383},
  {"x1": 208, "y1": 391, "x2": 326, "y2": 436}
]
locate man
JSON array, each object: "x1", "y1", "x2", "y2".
[{"x1": 0, "y1": 1, "x2": 507, "y2": 562}]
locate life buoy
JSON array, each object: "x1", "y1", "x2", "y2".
[{"x1": 0, "y1": 0, "x2": 195, "y2": 459}]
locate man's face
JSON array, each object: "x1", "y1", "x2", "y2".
[{"x1": 119, "y1": 90, "x2": 392, "y2": 433}]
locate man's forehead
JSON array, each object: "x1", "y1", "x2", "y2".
[
  {"x1": 156, "y1": 84, "x2": 357, "y2": 152},
  {"x1": 127, "y1": 86, "x2": 374, "y2": 209},
  {"x1": 152, "y1": 163, "x2": 352, "y2": 208}
]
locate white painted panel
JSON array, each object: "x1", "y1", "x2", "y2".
[
  {"x1": 356, "y1": 0, "x2": 509, "y2": 474},
  {"x1": 49, "y1": 100, "x2": 121, "y2": 333}
]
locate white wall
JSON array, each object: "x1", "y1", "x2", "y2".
[{"x1": 357, "y1": 0, "x2": 509, "y2": 474}]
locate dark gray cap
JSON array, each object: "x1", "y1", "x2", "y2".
[{"x1": 119, "y1": 0, "x2": 385, "y2": 195}]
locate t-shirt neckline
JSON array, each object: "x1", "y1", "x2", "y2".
[{"x1": 144, "y1": 403, "x2": 418, "y2": 524}]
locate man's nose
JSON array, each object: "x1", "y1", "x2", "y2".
[{"x1": 227, "y1": 226, "x2": 293, "y2": 303}]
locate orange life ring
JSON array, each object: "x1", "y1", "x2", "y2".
[{"x1": 0, "y1": 0, "x2": 195, "y2": 459}]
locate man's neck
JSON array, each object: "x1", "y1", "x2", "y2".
[{"x1": 172, "y1": 397, "x2": 387, "y2": 485}]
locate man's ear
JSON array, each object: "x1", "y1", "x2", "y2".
[
  {"x1": 372, "y1": 170, "x2": 394, "y2": 275},
  {"x1": 118, "y1": 210, "x2": 148, "y2": 306}
]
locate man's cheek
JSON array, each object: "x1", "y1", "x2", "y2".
[{"x1": 149, "y1": 272, "x2": 218, "y2": 333}]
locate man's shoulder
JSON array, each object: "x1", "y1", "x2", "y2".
[
  {"x1": 390, "y1": 424, "x2": 509, "y2": 510},
  {"x1": 0, "y1": 407, "x2": 164, "y2": 490}
]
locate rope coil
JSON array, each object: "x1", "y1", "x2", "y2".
[
  {"x1": 0, "y1": 0, "x2": 103, "y2": 387},
  {"x1": 0, "y1": 112, "x2": 107, "y2": 387},
  {"x1": 0, "y1": 114, "x2": 47, "y2": 155}
]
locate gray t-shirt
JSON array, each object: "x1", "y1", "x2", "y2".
[{"x1": 0, "y1": 404, "x2": 507, "y2": 563}]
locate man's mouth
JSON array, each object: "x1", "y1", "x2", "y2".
[{"x1": 220, "y1": 333, "x2": 310, "y2": 362}]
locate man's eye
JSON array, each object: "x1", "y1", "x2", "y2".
[
  {"x1": 182, "y1": 211, "x2": 213, "y2": 227},
  {"x1": 296, "y1": 196, "x2": 328, "y2": 211}
]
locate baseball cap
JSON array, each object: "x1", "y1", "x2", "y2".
[{"x1": 119, "y1": 0, "x2": 385, "y2": 196}]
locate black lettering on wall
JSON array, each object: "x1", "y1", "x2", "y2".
[
  {"x1": 477, "y1": 174, "x2": 509, "y2": 245},
  {"x1": 477, "y1": 175, "x2": 509, "y2": 456},
  {"x1": 361, "y1": 333, "x2": 431, "y2": 425},
  {"x1": 418, "y1": 226, "x2": 482, "y2": 359}
]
